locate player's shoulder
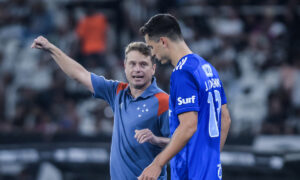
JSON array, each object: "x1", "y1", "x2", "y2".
[
  {"x1": 185, "y1": 54, "x2": 220, "y2": 79},
  {"x1": 173, "y1": 54, "x2": 205, "y2": 77}
]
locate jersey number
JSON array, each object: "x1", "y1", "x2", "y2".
[{"x1": 207, "y1": 90, "x2": 221, "y2": 138}]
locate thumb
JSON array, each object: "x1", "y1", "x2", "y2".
[
  {"x1": 137, "y1": 175, "x2": 143, "y2": 180},
  {"x1": 134, "y1": 130, "x2": 138, "y2": 138}
]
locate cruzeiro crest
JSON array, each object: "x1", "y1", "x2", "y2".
[{"x1": 136, "y1": 104, "x2": 149, "y2": 118}]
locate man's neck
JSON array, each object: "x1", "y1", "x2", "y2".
[
  {"x1": 129, "y1": 82, "x2": 151, "y2": 98},
  {"x1": 170, "y1": 41, "x2": 193, "y2": 67}
]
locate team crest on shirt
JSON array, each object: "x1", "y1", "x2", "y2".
[
  {"x1": 136, "y1": 104, "x2": 149, "y2": 118},
  {"x1": 202, "y1": 64, "x2": 213, "y2": 77}
]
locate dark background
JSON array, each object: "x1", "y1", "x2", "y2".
[{"x1": 0, "y1": 0, "x2": 300, "y2": 179}]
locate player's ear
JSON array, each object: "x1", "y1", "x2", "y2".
[{"x1": 160, "y1": 37, "x2": 168, "y2": 48}]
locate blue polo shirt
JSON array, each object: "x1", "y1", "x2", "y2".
[{"x1": 91, "y1": 73, "x2": 169, "y2": 180}]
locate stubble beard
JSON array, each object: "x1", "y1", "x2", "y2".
[{"x1": 159, "y1": 55, "x2": 171, "y2": 65}]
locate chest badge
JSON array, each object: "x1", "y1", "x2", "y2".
[{"x1": 136, "y1": 104, "x2": 149, "y2": 118}]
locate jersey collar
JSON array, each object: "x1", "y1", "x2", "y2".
[
  {"x1": 126, "y1": 77, "x2": 160, "y2": 100},
  {"x1": 173, "y1": 53, "x2": 194, "y2": 71}
]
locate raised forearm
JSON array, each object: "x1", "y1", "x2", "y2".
[
  {"x1": 154, "y1": 123, "x2": 196, "y2": 167},
  {"x1": 138, "y1": 112, "x2": 198, "y2": 180},
  {"x1": 48, "y1": 44, "x2": 85, "y2": 80},
  {"x1": 47, "y1": 44, "x2": 93, "y2": 92},
  {"x1": 31, "y1": 36, "x2": 93, "y2": 91}
]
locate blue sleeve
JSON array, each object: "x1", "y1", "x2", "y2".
[
  {"x1": 158, "y1": 111, "x2": 170, "y2": 138},
  {"x1": 91, "y1": 73, "x2": 119, "y2": 107},
  {"x1": 173, "y1": 70, "x2": 200, "y2": 115}
]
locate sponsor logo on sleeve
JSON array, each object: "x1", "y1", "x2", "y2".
[{"x1": 177, "y1": 95, "x2": 196, "y2": 105}]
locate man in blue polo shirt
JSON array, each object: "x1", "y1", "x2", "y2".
[
  {"x1": 139, "y1": 14, "x2": 231, "y2": 180},
  {"x1": 32, "y1": 37, "x2": 170, "y2": 179}
]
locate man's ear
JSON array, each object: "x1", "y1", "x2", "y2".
[
  {"x1": 123, "y1": 59, "x2": 126, "y2": 69},
  {"x1": 152, "y1": 63, "x2": 156, "y2": 76}
]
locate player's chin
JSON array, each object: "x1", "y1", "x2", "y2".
[
  {"x1": 158, "y1": 58, "x2": 169, "y2": 64},
  {"x1": 157, "y1": 59, "x2": 163, "y2": 64},
  {"x1": 161, "y1": 60, "x2": 168, "y2": 64}
]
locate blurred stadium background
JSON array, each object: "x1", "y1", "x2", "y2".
[{"x1": 0, "y1": 0, "x2": 300, "y2": 179}]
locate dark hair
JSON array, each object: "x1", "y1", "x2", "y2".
[
  {"x1": 140, "y1": 14, "x2": 183, "y2": 41},
  {"x1": 125, "y1": 42, "x2": 155, "y2": 64}
]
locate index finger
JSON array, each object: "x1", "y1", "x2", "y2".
[{"x1": 134, "y1": 129, "x2": 140, "y2": 138}]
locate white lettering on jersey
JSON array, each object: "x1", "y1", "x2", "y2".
[
  {"x1": 177, "y1": 95, "x2": 196, "y2": 105},
  {"x1": 218, "y1": 164, "x2": 222, "y2": 179},
  {"x1": 205, "y1": 78, "x2": 221, "y2": 91},
  {"x1": 202, "y1": 64, "x2": 213, "y2": 77}
]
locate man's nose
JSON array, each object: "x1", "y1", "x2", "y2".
[{"x1": 133, "y1": 65, "x2": 141, "y2": 71}]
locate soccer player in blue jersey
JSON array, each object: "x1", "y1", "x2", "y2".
[
  {"x1": 138, "y1": 14, "x2": 232, "y2": 180},
  {"x1": 31, "y1": 37, "x2": 170, "y2": 179}
]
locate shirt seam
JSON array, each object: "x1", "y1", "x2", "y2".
[{"x1": 175, "y1": 107, "x2": 200, "y2": 115}]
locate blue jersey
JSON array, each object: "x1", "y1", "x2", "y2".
[
  {"x1": 169, "y1": 54, "x2": 227, "y2": 180},
  {"x1": 91, "y1": 74, "x2": 169, "y2": 180}
]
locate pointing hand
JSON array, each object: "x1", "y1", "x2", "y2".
[{"x1": 31, "y1": 36, "x2": 52, "y2": 50}]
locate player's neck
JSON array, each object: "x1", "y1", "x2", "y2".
[{"x1": 170, "y1": 41, "x2": 192, "y2": 67}]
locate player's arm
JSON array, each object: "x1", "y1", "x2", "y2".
[
  {"x1": 134, "y1": 129, "x2": 170, "y2": 148},
  {"x1": 31, "y1": 36, "x2": 93, "y2": 93},
  {"x1": 220, "y1": 104, "x2": 231, "y2": 151},
  {"x1": 138, "y1": 111, "x2": 197, "y2": 180}
]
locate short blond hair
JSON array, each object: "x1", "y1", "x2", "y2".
[{"x1": 125, "y1": 42, "x2": 155, "y2": 64}]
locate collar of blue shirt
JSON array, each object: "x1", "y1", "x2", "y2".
[{"x1": 125, "y1": 77, "x2": 161, "y2": 100}]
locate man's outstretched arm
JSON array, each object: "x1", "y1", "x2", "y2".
[
  {"x1": 31, "y1": 36, "x2": 93, "y2": 93},
  {"x1": 220, "y1": 104, "x2": 231, "y2": 151}
]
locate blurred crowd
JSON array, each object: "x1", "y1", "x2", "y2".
[{"x1": 0, "y1": 0, "x2": 299, "y2": 139}]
